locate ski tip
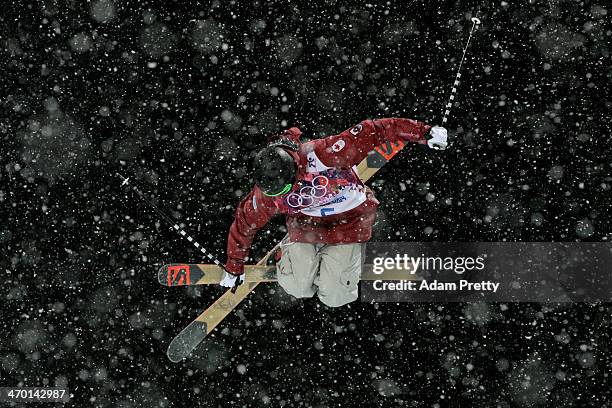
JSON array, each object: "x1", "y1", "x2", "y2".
[
  {"x1": 167, "y1": 347, "x2": 187, "y2": 363},
  {"x1": 167, "y1": 321, "x2": 208, "y2": 363},
  {"x1": 159, "y1": 264, "x2": 192, "y2": 286}
]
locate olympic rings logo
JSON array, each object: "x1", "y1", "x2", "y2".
[{"x1": 286, "y1": 175, "x2": 329, "y2": 208}]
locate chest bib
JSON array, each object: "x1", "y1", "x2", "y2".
[{"x1": 273, "y1": 151, "x2": 367, "y2": 217}]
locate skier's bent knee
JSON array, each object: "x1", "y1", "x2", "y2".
[
  {"x1": 279, "y1": 280, "x2": 316, "y2": 299},
  {"x1": 318, "y1": 292, "x2": 358, "y2": 308},
  {"x1": 285, "y1": 287, "x2": 315, "y2": 299}
]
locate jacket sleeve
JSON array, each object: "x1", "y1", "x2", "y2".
[
  {"x1": 313, "y1": 118, "x2": 432, "y2": 168},
  {"x1": 225, "y1": 187, "x2": 278, "y2": 274}
]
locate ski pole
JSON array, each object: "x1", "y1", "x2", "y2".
[
  {"x1": 442, "y1": 16, "x2": 481, "y2": 124},
  {"x1": 116, "y1": 173, "x2": 241, "y2": 290}
]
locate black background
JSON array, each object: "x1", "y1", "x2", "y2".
[{"x1": 2, "y1": 0, "x2": 611, "y2": 406}]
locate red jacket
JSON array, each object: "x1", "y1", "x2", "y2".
[{"x1": 225, "y1": 118, "x2": 431, "y2": 274}]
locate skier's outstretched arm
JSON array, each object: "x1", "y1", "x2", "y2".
[
  {"x1": 223, "y1": 189, "x2": 278, "y2": 284},
  {"x1": 315, "y1": 118, "x2": 447, "y2": 168}
]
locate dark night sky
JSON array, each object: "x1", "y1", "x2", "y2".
[{"x1": 1, "y1": 0, "x2": 611, "y2": 406}]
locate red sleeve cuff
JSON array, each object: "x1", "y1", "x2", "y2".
[
  {"x1": 225, "y1": 258, "x2": 245, "y2": 275},
  {"x1": 396, "y1": 119, "x2": 431, "y2": 145}
]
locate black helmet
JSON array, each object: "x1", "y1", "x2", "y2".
[{"x1": 254, "y1": 146, "x2": 296, "y2": 196}]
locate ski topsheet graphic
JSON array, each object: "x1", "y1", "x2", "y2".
[
  {"x1": 164, "y1": 138, "x2": 411, "y2": 362},
  {"x1": 160, "y1": 263, "x2": 417, "y2": 285}
]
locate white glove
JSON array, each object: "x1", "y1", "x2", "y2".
[
  {"x1": 220, "y1": 271, "x2": 245, "y2": 288},
  {"x1": 426, "y1": 126, "x2": 448, "y2": 150}
]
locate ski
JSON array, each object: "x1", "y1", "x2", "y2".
[
  {"x1": 166, "y1": 242, "x2": 277, "y2": 363},
  {"x1": 159, "y1": 263, "x2": 418, "y2": 285},
  {"x1": 166, "y1": 138, "x2": 407, "y2": 362}
]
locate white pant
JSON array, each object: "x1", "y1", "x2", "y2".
[{"x1": 277, "y1": 239, "x2": 364, "y2": 308}]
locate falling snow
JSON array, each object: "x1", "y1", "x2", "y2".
[{"x1": 2, "y1": 0, "x2": 611, "y2": 406}]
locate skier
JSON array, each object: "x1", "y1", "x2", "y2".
[{"x1": 220, "y1": 118, "x2": 448, "y2": 307}]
